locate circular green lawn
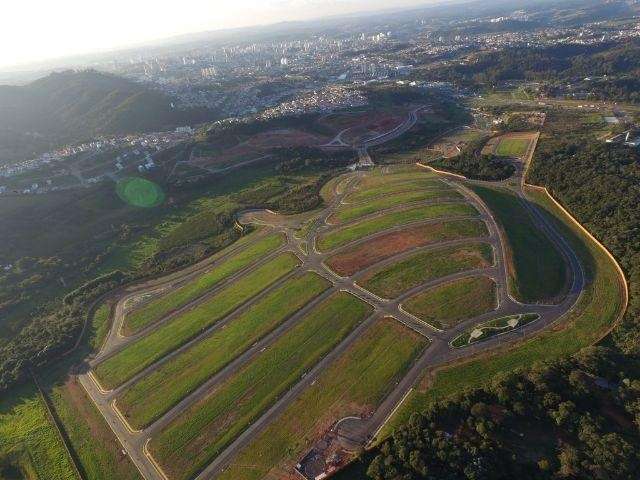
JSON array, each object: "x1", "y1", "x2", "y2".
[{"x1": 116, "y1": 177, "x2": 165, "y2": 208}]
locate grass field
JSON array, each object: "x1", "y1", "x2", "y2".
[
  {"x1": 376, "y1": 186, "x2": 625, "y2": 438},
  {"x1": 37, "y1": 284, "x2": 142, "y2": 480},
  {"x1": 48, "y1": 378, "x2": 142, "y2": 480},
  {"x1": 93, "y1": 253, "x2": 300, "y2": 390},
  {"x1": 318, "y1": 203, "x2": 479, "y2": 252},
  {"x1": 495, "y1": 138, "x2": 531, "y2": 158},
  {"x1": 216, "y1": 318, "x2": 428, "y2": 480},
  {"x1": 117, "y1": 273, "x2": 330, "y2": 429},
  {"x1": 360, "y1": 243, "x2": 494, "y2": 299},
  {"x1": 471, "y1": 185, "x2": 566, "y2": 303},
  {"x1": 326, "y1": 219, "x2": 489, "y2": 277},
  {"x1": 123, "y1": 233, "x2": 284, "y2": 334},
  {"x1": 332, "y1": 189, "x2": 462, "y2": 224},
  {"x1": 403, "y1": 276, "x2": 497, "y2": 330},
  {"x1": 90, "y1": 303, "x2": 112, "y2": 351},
  {"x1": 0, "y1": 383, "x2": 77, "y2": 480},
  {"x1": 356, "y1": 169, "x2": 436, "y2": 190},
  {"x1": 346, "y1": 178, "x2": 447, "y2": 204},
  {"x1": 151, "y1": 293, "x2": 372, "y2": 480}
]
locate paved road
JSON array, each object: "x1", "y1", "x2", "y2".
[{"x1": 76, "y1": 133, "x2": 586, "y2": 480}]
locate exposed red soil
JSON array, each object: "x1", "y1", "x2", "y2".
[
  {"x1": 326, "y1": 222, "x2": 471, "y2": 277},
  {"x1": 247, "y1": 129, "x2": 329, "y2": 148}
]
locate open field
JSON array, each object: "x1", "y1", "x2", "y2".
[
  {"x1": 93, "y1": 253, "x2": 300, "y2": 390},
  {"x1": 471, "y1": 185, "x2": 566, "y2": 303},
  {"x1": 317, "y1": 203, "x2": 479, "y2": 252},
  {"x1": 330, "y1": 189, "x2": 463, "y2": 224},
  {"x1": 451, "y1": 313, "x2": 539, "y2": 347},
  {"x1": 495, "y1": 138, "x2": 531, "y2": 157},
  {"x1": 216, "y1": 318, "x2": 428, "y2": 480},
  {"x1": 49, "y1": 377, "x2": 142, "y2": 480},
  {"x1": 117, "y1": 273, "x2": 330, "y2": 429},
  {"x1": 150, "y1": 292, "x2": 372, "y2": 480},
  {"x1": 326, "y1": 219, "x2": 489, "y2": 277},
  {"x1": 378, "y1": 187, "x2": 626, "y2": 438},
  {"x1": 346, "y1": 178, "x2": 446, "y2": 204},
  {"x1": 360, "y1": 243, "x2": 494, "y2": 299},
  {"x1": 0, "y1": 383, "x2": 77, "y2": 480},
  {"x1": 403, "y1": 276, "x2": 497, "y2": 330},
  {"x1": 123, "y1": 233, "x2": 284, "y2": 334}
]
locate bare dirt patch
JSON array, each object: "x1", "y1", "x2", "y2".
[{"x1": 326, "y1": 219, "x2": 487, "y2": 277}]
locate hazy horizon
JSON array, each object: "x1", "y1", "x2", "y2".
[{"x1": 0, "y1": 0, "x2": 449, "y2": 70}]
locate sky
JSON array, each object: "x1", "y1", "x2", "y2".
[{"x1": 0, "y1": 0, "x2": 439, "y2": 69}]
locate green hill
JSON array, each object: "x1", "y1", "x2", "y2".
[{"x1": 0, "y1": 70, "x2": 216, "y2": 164}]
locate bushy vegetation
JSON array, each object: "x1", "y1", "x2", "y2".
[
  {"x1": 432, "y1": 138, "x2": 515, "y2": 181},
  {"x1": 368, "y1": 348, "x2": 640, "y2": 480}
]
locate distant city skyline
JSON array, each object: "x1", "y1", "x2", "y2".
[{"x1": 1, "y1": 0, "x2": 446, "y2": 70}]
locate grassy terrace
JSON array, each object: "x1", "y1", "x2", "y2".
[
  {"x1": 377, "y1": 187, "x2": 625, "y2": 438},
  {"x1": 403, "y1": 276, "x2": 497, "y2": 330},
  {"x1": 356, "y1": 169, "x2": 436, "y2": 190},
  {"x1": 217, "y1": 318, "x2": 428, "y2": 480},
  {"x1": 117, "y1": 273, "x2": 330, "y2": 429},
  {"x1": 318, "y1": 203, "x2": 479, "y2": 252},
  {"x1": 495, "y1": 138, "x2": 531, "y2": 157},
  {"x1": 123, "y1": 233, "x2": 284, "y2": 334},
  {"x1": 93, "y1": 253, "x2": 300, "y2": 390},
  {"x1": 332, "y1": 189, "x2": 462, "y2": 224},
  {"x1": 346, "y1": 178, "x2": 446, "y2": 204},
  {"x1": 471, "y1": 185, "x2": 566, "y2": 303},
  {"x1": 360, "y1": 243, "x2": 494, "y2": 299},
  {"x1": 151, "y1": 293, "x2": 372, "y2": 480}
]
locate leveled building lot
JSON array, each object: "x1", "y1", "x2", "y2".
[
  {"x1": 345, "y1": 177, "x2": 450, "y2": 204},
  {"x1": 403, "y1": 275, "x2": 498, "y2": 330},
  {"x1": 326, "y1": 219, "x2": 488, "y2": 277},
  {"x1": 122, "y1": 232, "x2": 285, "y2": 335},
  {"x1": 317, "y1": 203, "x2": 479, "y2": 252},
  {"x1": 358, "y1": 243, "x2": 495, "y2": 299},
  {"x1": 93, "y1": 253, "x2": 300, "y2": 390},
  {"x1": 116, "y1": 272, "x2": 331, "y2": 429},
  {"x1": 149, "y1": 293, "x2": 374, "y2": 480},
  {"x1": 329, "y1": 188, "x2": 463, "y2": 225},
  {"x1": 216, "y1": 317, "x2": 428, "y2": 480}
]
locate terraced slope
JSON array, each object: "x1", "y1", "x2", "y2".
[
  {"x1": 123, "y1": 233, "x2": 284, "y2": 334},
  {"x1": 150, "y1": 293, "x2": 373, "y2": 480},
  {"x1": 117, "y1": 272, "x2": 330, "y2": 429},
  {"x1": 94, "y1": 253, "x2": 300, "y2": 389}
]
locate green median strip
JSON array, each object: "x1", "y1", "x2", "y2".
[
  {"x1": 318, "y1": 203, "x2": 478, "y2": 252},
  {"x1": 117, "y1": 272, "x2": 331, "y2": 429},
  {"x1": 124, "y1": 233, "x2": 284, "y2": 334},
  {"x1": 93, "y1": 253, "x2": 300, "y2": 390},
  {"x1": 451, "y1": 313, "x2": 540, "y2": 348},
  {"x1": 361, "y1": 243, "x2": 494, "y2": 299},
  {"x1": 333, "y1": 189, "x2": 462, "y2": 224},
  {"x1": 151, "y1": 292, "x2": 373, "y2": 480},
  {"x1": 216, "y1": 317, "x2": 428, "y2": 480},
  {"x1": 471, "y1": 185, "x2": 566, "y2": 303}
]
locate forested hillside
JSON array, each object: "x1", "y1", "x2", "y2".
[
  {"x1": 422, "y1": 41, "x2": 640, "y2": 85},
  {"x1": 0, "y1": 70, "x2": 216, "y2": 164}
]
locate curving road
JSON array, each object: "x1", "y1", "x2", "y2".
[{"x1": 76, "y1": 131, "x2": 586, "y2": 480}]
